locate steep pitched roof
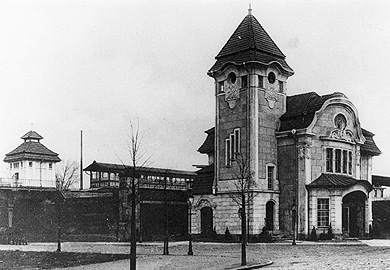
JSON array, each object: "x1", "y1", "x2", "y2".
[
  {"x1": 193, "y1": 164, "x2": 214, "y2": 195},
  {"x1": 4, "y1": 131, "x2": 60, "y2": 163},
  {"x1": 361, "y1": 129, "x2": 381, "y2": 156},
  {"x1": 198, "y1": 127, "x2": 214, "y2": 154},
  {"x1": 307, "y1": 173, "x2": 372, "y2": 191},
  {"x1": 21, "y1": 130, "x2": 43, "y2": 141},
  {"x1": 279, "y1": 92, "x2": 346, "y2": 132},
  {"x1": 209, "y1": 12, "x2": 293, "y2": 74},
  {"x1": 372, "y1": 175, "x2": 390, "y2": 187},
  {"x1": 279, "y1": 92, "x2": 381, "y2": 156}
]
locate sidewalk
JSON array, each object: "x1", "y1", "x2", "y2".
[{"x1": 1, "y1": 240, "x2": 388, "y2": 270}]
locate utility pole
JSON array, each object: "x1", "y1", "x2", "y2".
[
  {"x1": 163, "y1": 174, "x2": 169, "y2": 255},
  {"x1": 80, "y1": 130, "x2": 83, "y2": 190}
]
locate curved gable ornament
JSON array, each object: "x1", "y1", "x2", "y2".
[
  {"x1": 305, "y1": 97, "x2": 366, "y2": 144},
  {"x1": 329, "y1": 129, "x2": 354, "y2": 143},
  {"x1": 194, "y1": 198, "x2": 215, "y2": 210}
]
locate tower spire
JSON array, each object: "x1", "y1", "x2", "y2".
[{"x1": 248, "y1": 3, "x2": 252, "y2": 15}]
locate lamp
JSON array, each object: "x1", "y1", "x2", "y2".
[
  {"x1": 186, "y1": 178, "x2": 194, "y2": 255},
  {"x1": 291, "y1": 200, "x2": 297, "y2": 246}
]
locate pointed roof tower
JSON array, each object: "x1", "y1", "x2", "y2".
[
  {"x1": 4, "y1": 130, "x2": 61, "y2": 163},
  {"x1": 208, "y1": 9, "x2": 293, "y2": 75}
]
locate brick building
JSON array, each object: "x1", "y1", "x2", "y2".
[{"x1": 192, "y1": 9, "x2": 383, "y2": 239}]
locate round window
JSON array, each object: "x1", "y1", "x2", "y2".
[
  {"x1": 268, "y1": 72, "x2": 276, "y2": 84},
  {"x1": 228, "y1": 72, "x2": 236, "y2": 84}
]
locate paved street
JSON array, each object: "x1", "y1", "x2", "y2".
[{"x1": 2, "y1": 240, "x2": 390, "y2": 269}]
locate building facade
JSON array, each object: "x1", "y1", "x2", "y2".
[
  {"x1": 84, "y1": 161, "x2": 196, "y2": 241},
  {"x1": 192, "y1": 9, "x2": 382, "y2": 239}
]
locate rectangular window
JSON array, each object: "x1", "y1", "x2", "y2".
[
  {"x1": 29, "y1": 161, "x2": 33, "y2": 167},
  {"x1": 21, "y1": 162, "x2": 23, "y2": 168},
  {"x1": 258, "y1": 75, "x2": 264, "y2": 88},
  {"x1": 10, "y1": 164, "x2": 12, "y2": 169},
  {"x1": 218, "y1": 81, "x2": 224, "y2": 92},
  {"x1": 335, "y1": 149, "x2": 342, "y2": 173},
  {"x1": 241, "y1": 75, "x2": 248, "y2": 88},
  {"x1": 326, "y1": 148, "x2": 333, "y2": 172},
  {"x1": 267, "y1": 166, "x2": 274, "y2": 190},
  {"x1": 230, "y1": 134, "x2": 235, "y2": 160},
  {"x1": 348, "y1": 151, "x2": 352, "y2": 175},
  {"x1": 14, "y1": 163, "x2": 19, "y2": 168},
  {"x1": 317, "y1": 198, "x2": 330, "y2": 227},
  {"x1": 49, "y1": 163, "x2": 53, "y2": 170},
  {"x1": 234, "y1": 128, "x2": 240, "y2": 155},
  {"x1": 225, "y1": 139, "x2": 231, "y2": 167},
  {"x1": 342, "y1": 150, "x2": 348, "y2": 174},
  {"x1": 278, "y1": 81, "x2": 284, "y2": 93}
]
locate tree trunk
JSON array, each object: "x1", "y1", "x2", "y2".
[
  {"x1": 130, "y1": 178, "x2": 137, "y2": 270},
  {"x1": 241, "y1": 193, "x2": 247, "y2": 266}
]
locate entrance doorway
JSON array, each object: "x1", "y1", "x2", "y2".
[
  {"x1": 342, "y1": 191, "x2": 366, "y2": 238},
  {"x1": 265, "y1": 201, "x2": 275, "y2": 231},
  {"x1": 200, "y1": 207, "x2": 213, "y2": 236}
]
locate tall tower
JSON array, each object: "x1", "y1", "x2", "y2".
[{"x1": 208, "y1": 9, "x2": 294, "y2": 234}]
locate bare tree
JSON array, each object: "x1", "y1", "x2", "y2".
[
  {"x1": 54, "y1": 160, "x2": 79, "y2": 252},
  {"x1": 228, "y1": 152, "x2": 257, "y2": 266},
  {"x1": 120, "y1": 120, "x2": 151, "y2": 270},
  {"x1": 55, "y1": 160, "x2": 79, "y2": 191}
]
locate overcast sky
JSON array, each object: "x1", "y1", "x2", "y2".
[{"x1": 1, "y1": 0, "x2": 390, "y2": 187}]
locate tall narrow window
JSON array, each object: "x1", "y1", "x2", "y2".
[
  {"x1": 326, "y1": 148, "x2": 333, "y2": 172},
  {"x1": 317, "y1": 198, "x2": 330, "y2": 227},
  {"x1": 258, "y1": 75, "x2": 264, "y2": 88},
  {"x1": 278, "y1": 81, "x2": 284, "y2": 93},
  {"x1": 225, "y1": 139, "x2": 231, "y2": 167},
  {"x1": 218, "y1": 81, "x2": 224, "y2": 92},
  {"x1": 230, "y1": 134, "x2": 235, "y2": 160},
  {"x1": 335, "y1": 149, "x2": 342, "y2": 173},
  {"x1": 342, "y1": 150, "x2": 348, "y2": 174},
  {"x1": 348, "y1": 151, "x2": 352, "y2": 175},
  {"x1": 267, "y1": 166, "x2": 275, "y2": 190},
  {"x1": 234, "y1": 128, "x2": 240, "y2": 156},
  {"x1": 241, "y1": 75, "x2": 248, "y2": 88}
]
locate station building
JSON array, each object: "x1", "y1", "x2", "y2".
[{"x1": 192, "y1": 9, "x2": 382, "y2": 239}]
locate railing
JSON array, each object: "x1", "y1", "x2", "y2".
[{"x1": 0, "y1": 178, "x2": 56, "y2": 188}]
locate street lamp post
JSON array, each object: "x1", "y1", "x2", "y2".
[
  {"x1": 291, "y1": 199, "x2": 297, "y2": 246},
  {"x1": 186, "y1": 178, "x2": 194, "y2": 256}
]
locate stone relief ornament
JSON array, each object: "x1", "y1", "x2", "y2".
[
  {"x1": 356, "y1": 149, "x2": 361, "y2": 166},
  {"x1": 194, "y1": 198, "x2": 213, "y2": 210},
  {"x1": 265, "y1": 84, "x2": 278, "y2": 109},
  {"x1": 329, "y1": 114, "x2": 354, "y2": 142},
  {"x1": 330, "y1": 129, "x2": 354, "y2": 142},
  {"x1": 225, "y1": 83, "x2": 240, "y2": 109},
  {"x1": 298, "y1": 143, "x2": 311, "y2": 160}
]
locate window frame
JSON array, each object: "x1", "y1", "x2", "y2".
[
  {"x1": 317, "y1": 198, "x2": 330, "y2": 228},
  {"x1": 267, "y1": 165, "x2": 275, "y2": 190},
  {"x1": 225, "y1": 138, "x2": 231, "y2": 167}
]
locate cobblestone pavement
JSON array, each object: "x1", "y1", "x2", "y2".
[{"x1": 4, "y1": 241, "x2": 390, "y2": 270}]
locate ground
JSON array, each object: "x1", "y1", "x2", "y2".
[{"x1": 1, "y1": 241, "x2": 390, "y2": 269}]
